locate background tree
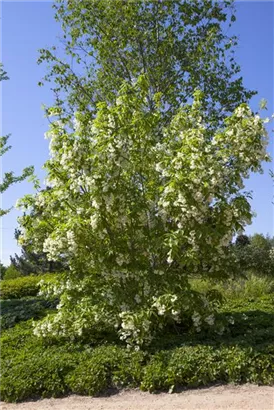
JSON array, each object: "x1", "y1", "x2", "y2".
[
  {"x1": 235, "y1": 234, "x2": 250, "y2": 247},
  {"x1": 0, "y1": 262, "x2": 7, "y2": 280},
  {"x1": 0, "y1": 63, "x2": 34, "y2": 216},
  {"x1": 3, "y1": 264, "x2": 21, "y2": 280},
  {"x1": 234, "y1": 233, "x2": 274, "y2": 277},
  {"x1": 10, "y1": 228, "x2": 67, "y2": 276}
]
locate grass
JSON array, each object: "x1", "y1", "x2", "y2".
[{"x1": 1, "y1": 272, "x2": 273, "y2": 402}]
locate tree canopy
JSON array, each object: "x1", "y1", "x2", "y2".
[{"x1": 38, "y1": 0, "x2": 255, "y2": 127}]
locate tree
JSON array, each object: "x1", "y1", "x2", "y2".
[
  {"x1": 19, "y1": 78, "x2": 271, "y2": 347},
  {"x1": 234, "y1": 233, "x2": 274, "y2": 277},
  {"x1": 250, "y1": 233, "x2": 272, "y2": 251},
  {"x1": 235, "y1": 234, "x2": 250, "y2": 247},
  {"x1": 0, "y1": 63, "x2": 34, "y2": 216},
  {"x1": 38, "y1": 0, "x2": 255, "y2": 128},
  {"x1": 10, "y1": 228, "x2": 67, "y2": 276},
  {"x1": 0, "y1": 262, "x2": 7, "y2": 280},
  {"x1": 248, "y1": 234, "x2": 274, "y2": 276},
  {"x1": 3, "y1": 265, "x2": 21, "y2": 280},
  {"x1": 0, "y1": 63, "x2": 9, "y2": 82},
  {"x1": 17, "y1": 0, "x2": 272, "y2": 347}
]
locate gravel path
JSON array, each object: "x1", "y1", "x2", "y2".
[{"x1": 1, "y1": 385, "x2": 274, "y2": 410}]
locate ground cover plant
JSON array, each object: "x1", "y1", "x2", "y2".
[{"x1": 1, "y1": 273, "x2": 274, "y2": 402}]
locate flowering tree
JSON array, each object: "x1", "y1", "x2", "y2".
[
  {"x1": 38, "y1": 0, "x2": 255, "y2": 128},
  {"x1": 17, "y1": 77, "x2": 271, "y2": 347}
]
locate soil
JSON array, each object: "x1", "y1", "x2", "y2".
[{"x1": 1, "y1": 385, "x2": 274, "y2": 410}]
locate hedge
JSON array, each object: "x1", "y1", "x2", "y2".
[{"x1": 0, "y1": 274, "x2": 58, "y2": 300}]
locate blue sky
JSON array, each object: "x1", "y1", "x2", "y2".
[{"x1": 1, "y1": 1, "x2": 274, "y2": 265}]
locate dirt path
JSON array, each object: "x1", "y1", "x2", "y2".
[{"x1": 1, "y1": 385, "x2": 274, "y2": 410}]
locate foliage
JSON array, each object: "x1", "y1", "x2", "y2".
[
  {"x1": 235, "y1": 234, "x2": 250, "y2": 247},
  {"x1": 39, "y1": 0, "x2": 255, "y2": 127},
  {"x1": 1, "y1": 274, "x2": 273, "y2": 402},
  {"x1": 1, "y1": 341, "x2": 79, "y2": 402},
  {"x1": 17, "y1": 74, "x2": 271, "y2": 348},
  {"x1": 1, "y1": 313, "x2": 273, "y2": 402},
  {"x1": 233, "y1": 233, "x2": 274, "y2": 276},
  {"x1": 65, "y1": 346, "x2": 145, "y2": 396},
  {"x1": 0, "y1": 62, "x2": 9, "y2": 82},
  {"x1": 0, "y1": 273, "x2": 58, "y2": 299},
  {"x1": 10, "y1": 228, "x2": 67, "y2": 276},
  {"x1": 0, "y1": 297, "x2": 58, "y2": 329},
  {"x1": 190, "y1": 273, "x2": 274, "y2": 301},
  {"x1": 0, "y1": 63, "x2": 34, "y2": 216},
  {"x1": 3, "y1": 265, "x2": 21, "y2": 280},
  {"x1": 140, "y1": 344, "x2": 274, "y2": 392}
]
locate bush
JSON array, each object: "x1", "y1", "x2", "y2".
[
  {"x1": 65, "y1": 346, "x2": 145, "y2": 395},
  {"x1": 140, "y1": 345, "x2": 274, "y2": 392},
  {"x1": 0, "y1": 322, "x2": 145, "y2": 402},
  {"x1": 1, "y1": 350, "x2": 79, "y2": 402},
  {"x1": 1, "y1": 288, "x2": 273, "y2": 403},
  {"x1": 0, "y1": 297, "x2": 58, "y2": 329},
  {"x1": 0, "y1": 273, "x2": 58, "y2": 300},
  {"x1": 190, "y1": 273, "x2": 274, "y2": 300},
  {"x1": 1, "y1": 317, "x2": 274, "y2": 402},
  {"x1": 3, "y1": 265, "x2": 21, "y2": 280}
]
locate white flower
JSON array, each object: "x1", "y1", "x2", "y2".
[
  {"x1": 158, "y1": 305, "x2": 166, "y2": 315},
  {"x1": 228, "y1": 316, "x2": 234, "y2": 325},
  {"x1": 269, "y1": 247, "x2": 274, "y2": 261},
  {"x1": 134, "y1": 294, "x2": 141, "y2": 304},
  {"x1": 204, "y1": 314, "x2": 215, "y2": 326},
  {"x1": 235, "y1": 106, "x2": 246, "y2": 118},
  {"x1": 116, "y1": 255, "x2": 125, "y2": 266},
  {"x1": 155, "y1": 162, "x2": 163, "y2": 172},
  {"x1": 192, "y1": 312, "x2": 201, "y2": 327},
  {"x1": 90, "y1": 214, "x2": 98, "y2": 229}
]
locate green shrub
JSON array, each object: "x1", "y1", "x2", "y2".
[
  {"x1": 190, "y1": 273, "x2": 274, "y2": 301},
  {"x1": 140, "y1": 345, "x2": 274, "y2": 392},
  {"x1": 113, "y1": 350, "x2": 145, "y2": 387},
  {"x1": 0, "y1": 321, "x2": 146, "y2": 402},
  {"x1": 1, "y1": 350, "x2": 79, "y2": 402},
  {"x1": 65, "y1": 355, "x2": 109, "y2": 396},
  {"x1": 1, "y1": 320, "x2": 274, "y2": 402},
  {"x1": 65, "y1": 345, "x2": 145, "y2": 395},
  {"x1": 0, "y1": 274, "x2": 58, "y2": 299},
  {"x1": 233, "y1": 234, "x2": 274, "y2": 277},
  {"x1": 0, "y1": 297, "x2": 58, "y2": 329},
  {"x1": 1, "y1": 291, "x2": 274, "y2": 402},
  {"x1": 3, "y1": 265, "x2": 21, "y2": 280}
]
